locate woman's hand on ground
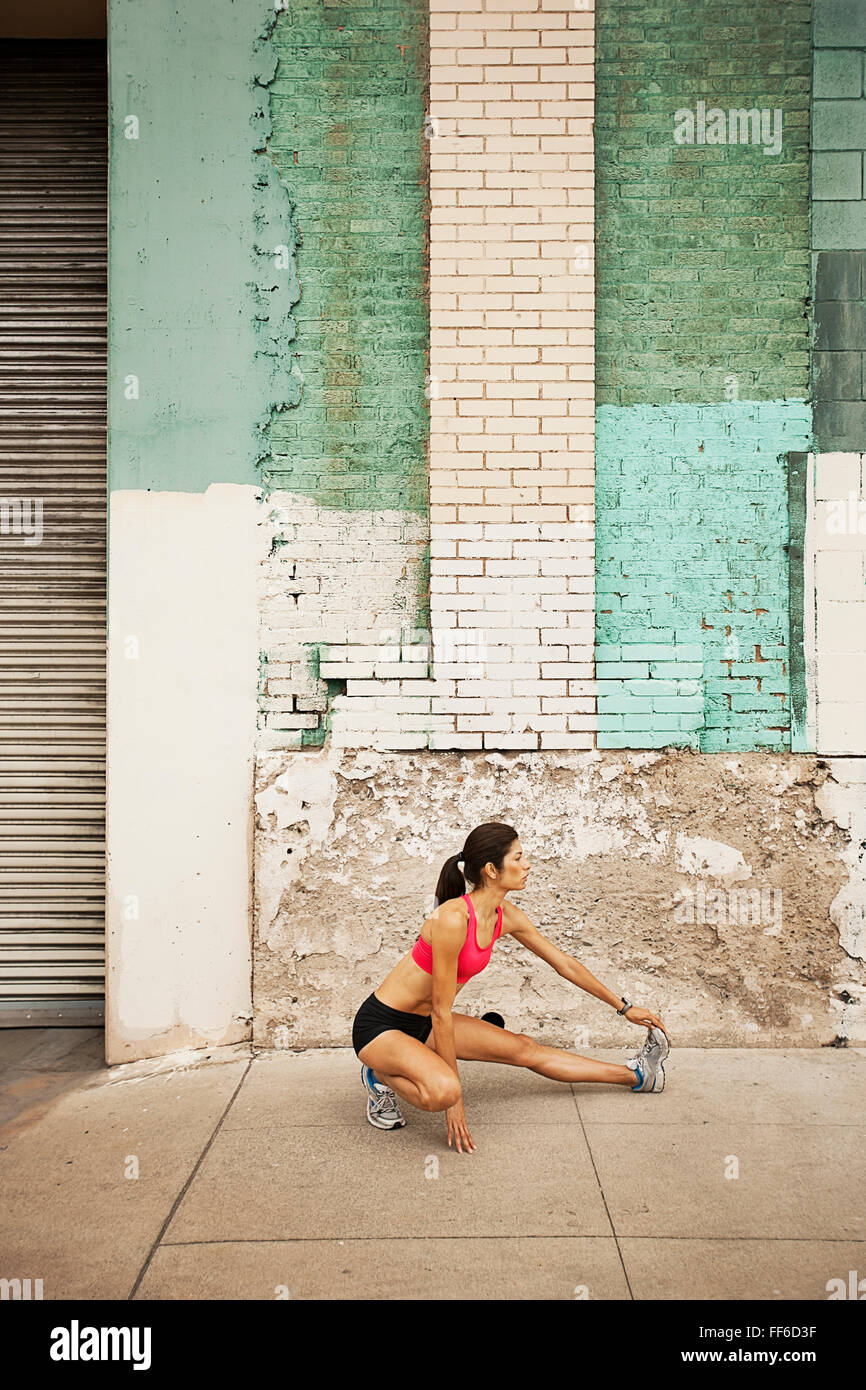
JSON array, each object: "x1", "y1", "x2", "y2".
[
  {"x1": 445, "y1": 1097, "x2": 476, "y2": 1154},
  {"x1": 625, "y1": 1005, "x2": 667, "y2": 1036}
]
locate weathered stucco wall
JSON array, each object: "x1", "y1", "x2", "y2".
[
  {"x1": 253, "y1": 747, "x2": 866, "y2": 1049},
  {"x1": 105, "y1": 0, "x2": 286, "y2": 1062}
]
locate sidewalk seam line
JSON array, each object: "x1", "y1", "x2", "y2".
[
  {"x1": 570, "y1": 1082, "x2": 636, "y2": 1300},
  {"x1": 127, "y1": 1057, "x2": 253, "y2": 1300}
]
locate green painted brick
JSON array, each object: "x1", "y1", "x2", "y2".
[
  {"x1": 596, "y1": 662, "x2": 650, "y2": 677},
  {"x1": 813, "y1": 350, "x2": 862, "y2": 399},
  {"x1": 262, "y1": 0, "x2": 429, "y2": 513},
  {"x1": 813, "y1": 151, "x2": 863, "y2": 200},
  {"x1": 597, "y1": 0, "x2": 810, "y2": 408},
  {"x1": 814, "y1": 49, "x2": 863, "y2": 100},
  {"x1": 814, "y1": 100, "x2": 866, "y2": 150},
  {"x1": 815, "y1": 0, "x2": 866, "y2": 48},
  {"x1": 813, "y1": 200, "x2": 866, "y2": 249},
  {"x1": 815, "y1": 398, "x2": 866, "y2": 445}
]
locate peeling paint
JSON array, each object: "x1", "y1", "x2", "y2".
[
  {"x1": 674, "y1": 834, "x2": 752, "y2": 883},
  {"x1": 815, "y1": 759, "x2": 866, "y2": 966},
  {"x1": 253, "y1": 748, "x2": 863, "y2": 1048},
  {"x1": 251, "y1": 9, "x2": 305, "y2": 483}
]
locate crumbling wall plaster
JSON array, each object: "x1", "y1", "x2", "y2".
[{"x1": 253, "y1": 747, "x2": 863, "y2": 1049}]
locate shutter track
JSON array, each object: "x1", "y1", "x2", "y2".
[{"x1": 0, "y1": 39, "x2": 106, "y2": 1025}]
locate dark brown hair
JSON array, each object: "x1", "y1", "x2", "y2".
[{"x1": 433, "y1": 822, "x2": 519, "y2": 910}]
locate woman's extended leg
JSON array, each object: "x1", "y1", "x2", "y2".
[{"x1": 442, "y1": 1013, "x2": 638, "y2": 1086}]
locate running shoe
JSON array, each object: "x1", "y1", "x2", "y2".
[
  {"x1": 626, "y1": 1032, "x2": 668, "y2": 1092},
  {"x1": 633, "y1": 1025, "x2": 670, "y2": 1071},
  {"x1": 626, "y1": 1058, "x2": 652, "y2": 1092},
  {"x1": 360, "y1": 1063, "x2": 406, "y2": 1129}
]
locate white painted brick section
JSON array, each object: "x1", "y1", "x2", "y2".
[{"x1": 812, "y1": 452, "x2": 866, "y2": 754}]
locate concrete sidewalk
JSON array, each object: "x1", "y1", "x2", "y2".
[{"x1": 1, "y1": 1029, "x2": 864, "y2": 1301}]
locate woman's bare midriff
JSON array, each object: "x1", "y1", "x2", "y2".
[
  {"x1": 373, "y1": 904, "x2": 501, "y2": 1014},
  {"x1": 373, "y1": 952, "x2": 467, "y2": 1014}
]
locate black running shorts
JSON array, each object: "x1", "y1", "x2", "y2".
[{"x1": 352, "y1": 991, "x2": 433, "y2": 1056}]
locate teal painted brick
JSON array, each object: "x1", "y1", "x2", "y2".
[
  {"x1": 728, "y1": 661, "x2": 787, "y2": 677},
  {"x1": 677, "y1": 714, "x2": 707, "y2": 731},
  {"x1": 596, "y1": 715, "x2": 625, "y2": 730},
  {"x1": 623, "y1": 714, "x2": 689, "y2": 731},
  {"x1": 596, "y1": 661, "x2": 650, "y2": 677},
  {"x1": 598, "y1": 731, "x2": 699, "y2": 749},
  {"x1": 597, "y1": 693, "x2": 655, "y2": 713},
  {"x1": 595, "y1": 1, "x2": 812, "y2": 753},
  {"x1": 653, "y1": 695, "x2": 705, "y2": 712},
  {"x1": 595, "y1": 400, "x2": 810, "y2": 751},
  {"x1": 626, "y1": 680, "x2": 681, "y2": 697},
  {"x1": 594, "y1": 645, "x2": 622, "y2": 662},
  {"x1": 620, "y1": 644, "x2": 680, "y2": 661},
  {"x1": 649, "y1": 662, "x2": 704, "y2": 678},
  {"x1": 730, "y1": 691, "x2": 789, "y2": 712}
]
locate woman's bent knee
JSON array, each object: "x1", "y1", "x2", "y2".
[{"x1": 422, "y1": 1077, "x2": 461, "y2": 1111}]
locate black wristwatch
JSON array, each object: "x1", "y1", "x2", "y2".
[{"x1": 616, "y1": 997, "x2": 632, "y2": 1015}]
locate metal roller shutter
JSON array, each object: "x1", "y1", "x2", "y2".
[{"x1": 0, "y1": 39, "x2": 106, "y2": 1025}]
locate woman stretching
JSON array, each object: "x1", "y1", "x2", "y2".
[{"x1": 351, "y1": 822, "x2": 670, "y2": 1154}]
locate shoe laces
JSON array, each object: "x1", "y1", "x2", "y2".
[{"x1": 370, "y1": 1085, "x2": 403, "y2": 1121}]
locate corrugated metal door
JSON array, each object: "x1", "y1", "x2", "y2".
[{"x1": 0, "y1": 39, "x2": 106, "y2": 1024}]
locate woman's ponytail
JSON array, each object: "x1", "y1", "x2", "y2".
[
  {"x1": 432, "y1": 823, "x2": 518, "y2": 913},
  {"x1": 432, "y1": 851, "x2": 466, "y2": 912}
]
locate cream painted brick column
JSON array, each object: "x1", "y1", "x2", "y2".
[
  {"x1": 813, "y1": 452, "x2": 866, "y2": 753},
  {"x1": 428, "y1": 0, "x2": 596, "y2": 749}
]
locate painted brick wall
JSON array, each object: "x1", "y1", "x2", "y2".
[
  {"x1": 426, "y1": 0, "x2": 597, "y2": 750},
  {"x1": 260, "y1": 0, "x2": 598, "y2": 752},
  {"x1": 813, "y1": 2, "x2": 866, "y2": 448},
  {"x1": 808, "y1": 0, "x2": 866, "y2": 754},
  {"x1": 594, "y1": 0, "x2": 813, "y2": 752},
  {"x1": 257, "y1": 0, "x2": 432, "y2": 750}
]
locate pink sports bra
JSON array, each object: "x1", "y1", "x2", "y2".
[{"x1": 411, "y1": 894, "x2": 503, "y2": 984}]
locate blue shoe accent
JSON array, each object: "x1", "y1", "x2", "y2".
[
  {"x1": 631, "y1": 1061, "x2": 644, "y2": 1091},
  {"x1": 363, "y1": 1064, "x2": 383, "y2": 1090}
]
